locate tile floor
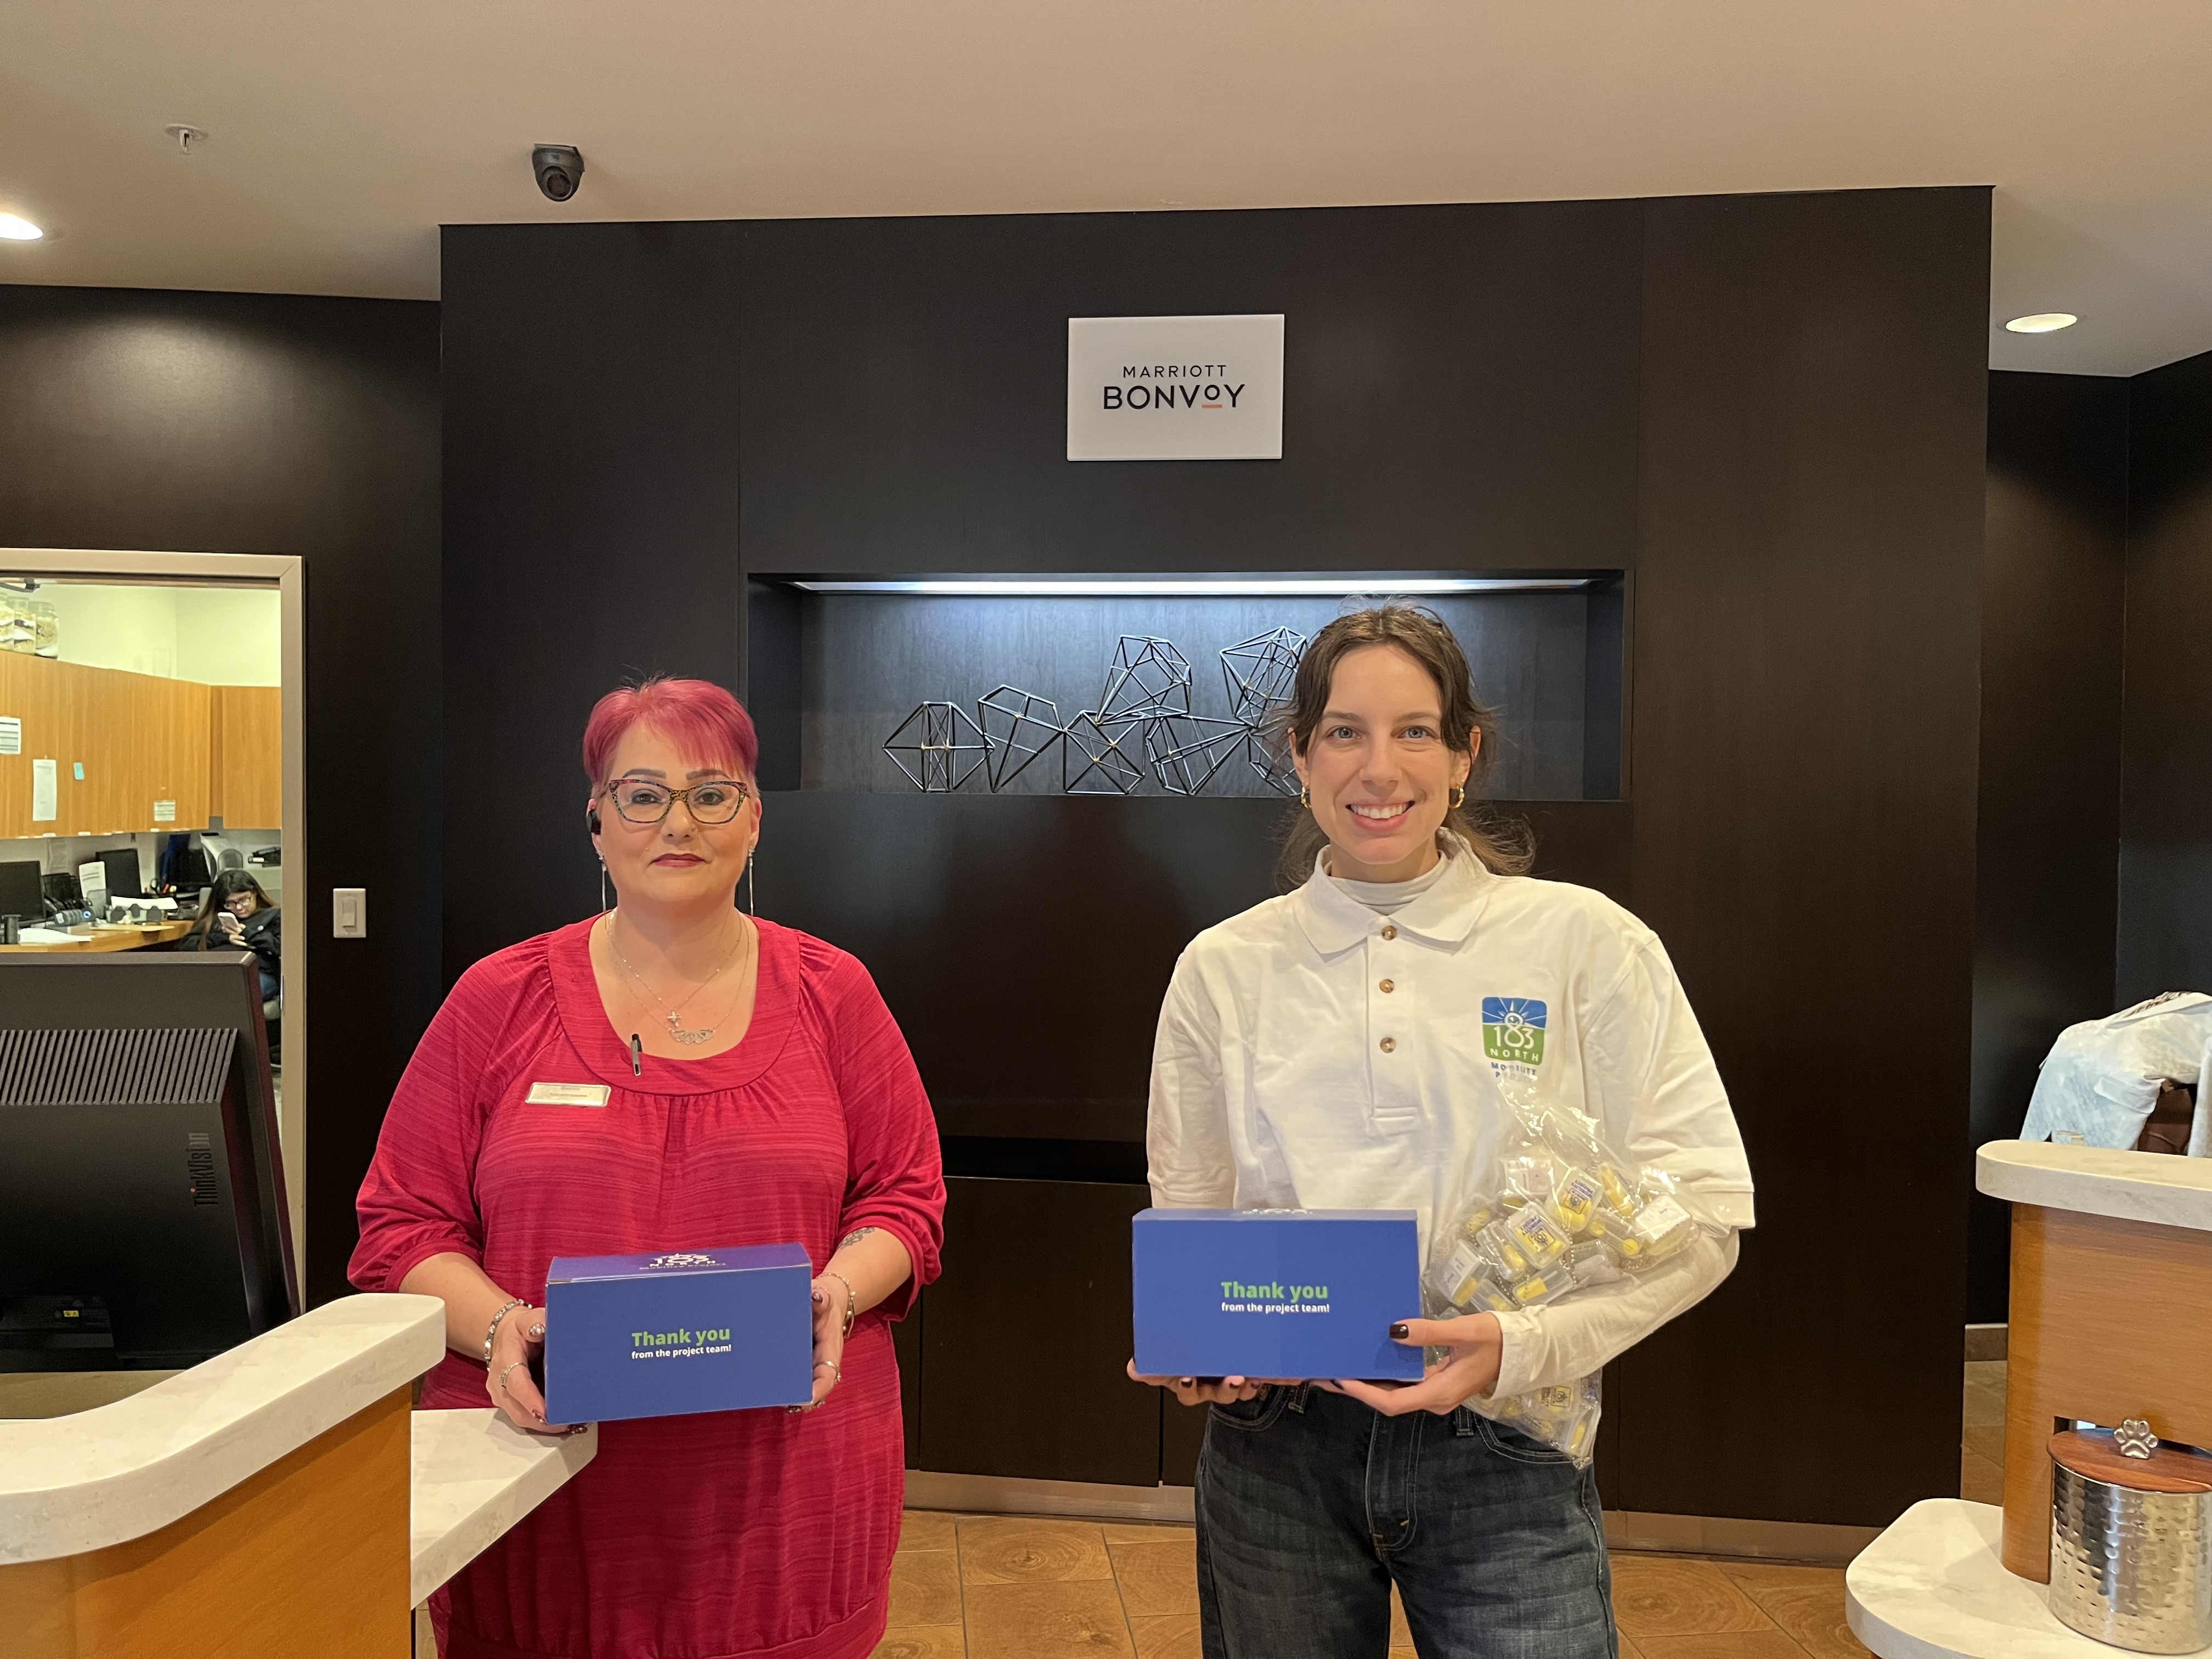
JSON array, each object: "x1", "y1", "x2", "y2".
[
  {"x1": 870, "y1": 1513, "x2": 1870, "y2": 1659},
  {"x1": 870, "y1": 1362, "x2": 2009, "y2": 1658},
  {"x1": 418, "y1": 1362, "x2": 2006, "y2": 1656}
]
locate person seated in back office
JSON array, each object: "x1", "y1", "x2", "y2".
[{"x1": 189, "y1": 870, "x2": 280, "y2": 1001}]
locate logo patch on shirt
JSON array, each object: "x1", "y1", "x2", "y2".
[{"x1": 1481, "y1": 997, "x2": 1548, "y2": 1064}]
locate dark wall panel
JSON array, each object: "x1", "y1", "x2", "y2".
[
  {"x1": 917, "y1": 1177, "x2": 1160, "y2": 1486},
  {"x1": 0, "y1": 284, "x2": 441, "y2": 1305},
  {"x1": 736, "y1": 204, "x2": 1643, "y2": 575},
  {"x1": 441, "y1": 223, "x2": 749, "y2": 980},
  {"x1": 1620, "y1": 188, "x2": 1991, "y2": 1525},
  {"x1": 1972, "y1": 371, "x2": 2128, "y2": 1323},
  {"x1": 2119, "y1": 349, "x2": 2212, "y2": 1002},
  {"x1": 443, "y1": 191, "x2": 1995, "y2": 1527}
]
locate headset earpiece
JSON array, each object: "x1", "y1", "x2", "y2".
[{"x1": 586, "y1": 809, "x2": 602, "y2": 835}]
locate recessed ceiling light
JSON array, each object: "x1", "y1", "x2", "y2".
[
  {"x1": 0, "y1": 213, "x2": 43, "y2": 242},
  {"x1": 2005, "y1": 313, "x2": 2078, "y2": 334}
]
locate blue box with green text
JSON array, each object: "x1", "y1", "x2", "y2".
[
  {"x1": 1131, "y1": 1209, "x2": 1425, "y2": 1383},
  {"x1": 542, "y1": 1243, "x2": 815, "y2": 1424}
]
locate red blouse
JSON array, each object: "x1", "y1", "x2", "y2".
[{"x1": 351, "y1": 916, "x2": 945, "y2": 1659}]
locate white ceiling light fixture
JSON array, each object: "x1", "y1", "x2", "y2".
[
  {"x1": 2005, "y1": 312, "x2": 2079, "y2": 334},
  {"x1": 162, "y1": 124, "x2": 208, "y2": 154},
  {"x1": 0, "y1": 213, "x2": 44, "y2": 241}
]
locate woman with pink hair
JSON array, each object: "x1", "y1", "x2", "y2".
[{"x1": 352, "y1": 675, "x2": 944, "y2": 1659}]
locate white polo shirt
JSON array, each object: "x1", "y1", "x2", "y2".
[{"x1": 1146, "y1": 840, "x2": 1757, "y2": 1398}]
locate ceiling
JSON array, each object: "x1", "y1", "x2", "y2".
[{"x1": 3, "y1": 1, "x2": 2209, "y2": 376}]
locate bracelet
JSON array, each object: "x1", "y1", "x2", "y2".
[
  {"x1": 828, "y1": 1270, "x2": 857, "y2": 1338},
  {"x1": 482, "y1": 1297, "x2": 529, "y2": 1365}
]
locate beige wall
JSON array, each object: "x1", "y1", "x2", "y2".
[{"x1": 35, "y1": 582, "x2": 280, "y2": 686}]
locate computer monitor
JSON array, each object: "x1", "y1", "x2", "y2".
[
  {"x1": 0, "y1": 859, "x2": 42, "y2": 922},
  {"x1": 159, "y1": 833, "x2": 212, "y2": 893},
  {"x1": 0, "y1": 952, "x2": 298, "y2": 1370},
  {"x1": 99, "y1": 846, "x2": 144, "y2": 902}
]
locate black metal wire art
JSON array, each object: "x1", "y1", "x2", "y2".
[{"x1": 882, "y1": 628, "x2": 1308, "y2": 796}]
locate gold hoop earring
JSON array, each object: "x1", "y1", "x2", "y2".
[
  {"x1": 1449, "y1": 785, "x2": 1466, "y2": 810},
  {"x1": 1299, "y1": 785, "x2": 1311, "y2": 808}
]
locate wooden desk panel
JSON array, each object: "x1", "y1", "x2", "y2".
[
  {"x1": 0, "y1": 921, "x2": 194, "y2": 954},
  {"x1": 2001, "y1": 1203, "x2": 2212, "y2": 1581},
  {"x1": 0, "y1": 1386, "x2": 411, "y2": 1658}
]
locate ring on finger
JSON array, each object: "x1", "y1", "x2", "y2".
[
  {"x1": 814, "y1": 1358, "x2": 841, "y2": 1383},
  {"x1": 498, "y1": 1360, "x2": 528, "y2": 1397}
]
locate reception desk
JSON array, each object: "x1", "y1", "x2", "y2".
[
  {"x1": 1847, "y1": 1141, "x2": 2212, "y2": 1657},
  {"x1": 0, "y1": 1294, "x2": 595, "y2": 1657}
]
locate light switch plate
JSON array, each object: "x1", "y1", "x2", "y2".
[{"x1": 332, "y1": 888, "x2": 367, "y2": 938}]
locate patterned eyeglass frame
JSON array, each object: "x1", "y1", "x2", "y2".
[{"x1": 599, "y1": 775, "x2": 753, "y2": 826}]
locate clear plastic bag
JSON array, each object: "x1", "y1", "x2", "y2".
[{"x1": 1426, "y1": 1072, "x2": 1726, "y2": 1464}]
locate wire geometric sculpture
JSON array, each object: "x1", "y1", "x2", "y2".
[
  {"x1": 1063, "y1": 711, "x2": 1146, "y2": 794},
  {"x1": 976, "y1": 685, "x2": 1065, "y2": 791},
  {"x1": 1145, "y1": 713, "x2": 1250, "y2": 795},
  {"x1": 881, "y1": 626, "x2": 1315, "y2": 797},
  {"x1": 883, "y1": 701, "x2": 991, "y2": 792},
  {"x1": 1098, "y1": 636, "x2": 1193, "y2": 723},
  {"x1": 1243, "y1": 725, "x2": 1303, "y2": 797},
  {"x1": 1221, "y1": 626, "x2": 1306, "y2": 727}
]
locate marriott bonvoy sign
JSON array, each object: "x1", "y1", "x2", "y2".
[{"x1": 1066, "y1": 314, "x2": 1285, "y2": 461}]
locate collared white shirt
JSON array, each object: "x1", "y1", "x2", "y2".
[{"x1": 1146, "y1": 842, "x2": 1756, "y2": 1398}]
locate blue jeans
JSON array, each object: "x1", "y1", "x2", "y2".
[{"x1": 1196, "y1": 1384, "x2": 1617, "y2": 1659}]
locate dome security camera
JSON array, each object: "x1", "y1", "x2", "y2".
[{"x1": 532, "y1": 144, "x2": 585, "y2": 203}]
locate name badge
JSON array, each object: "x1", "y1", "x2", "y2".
[{"x1": 527, "y1": 1081, "x2": 611, "y2": 1108}]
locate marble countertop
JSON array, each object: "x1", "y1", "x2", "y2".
[
  {"x1": 411, "y1": 1409, "x2": 597, "y2": 1606},
  {"x1": 1977, "y1": 1139, "x2": 2212, "y2": 1232},
  {"x1": 1845, "y1": 1498, "x2": 2193, "y2": 1658},
  {"x1": 0, "y1": 1294, "x2": 444, "y2": 1566}
]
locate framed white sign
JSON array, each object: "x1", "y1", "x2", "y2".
[{"x1": 1066, "y1": 314, "x2": 1284, "y2": 461}]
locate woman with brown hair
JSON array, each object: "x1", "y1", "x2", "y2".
[
  {"x1": 1137, "y1": 605, "x2": 1756, "y2": 1658},
  {"x1": 189, "y1": 868, "x2": 280, "y2": 1002}
]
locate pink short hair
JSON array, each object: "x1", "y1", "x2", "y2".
[{"x1": 582, "y1": 676, "x2": 760, "y2": 786}]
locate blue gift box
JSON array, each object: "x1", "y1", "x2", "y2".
[
  {"x1": 542, "y1": 1243, "x2": 815, "y2": 1424},
  {"x1": 1131, "y1": 1209, "x2": 1425, "y2": 1383}
]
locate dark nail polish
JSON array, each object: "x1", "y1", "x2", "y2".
[{"x1": 1389, "y1": 1323, "x2": 1410, "y2": 1339}]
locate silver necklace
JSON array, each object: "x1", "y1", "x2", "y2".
[{"x1": 606, "y1": 914, "x2": 749, "y2": 1045}]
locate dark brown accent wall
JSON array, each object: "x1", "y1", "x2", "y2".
[
  {"x1": 1618, "y1": 188, "x2": 1990, "y2": 1523},
  {"x1": 443, "y1": 188, "x2": 1993, "y2": 1527},
  {"x1": 2119, "y1": 350, "x2": 2212, "y2": 1002},
  {"x1": 0, "y1": 284, "x2": 442, "y2": 1305},
  {"x1": 1973, "y1": 372, "x2": 2129, "y2": 1323}
]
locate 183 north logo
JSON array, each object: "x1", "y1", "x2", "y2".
[{"x1": 1481, "y1": 997, "x2": 1547, "y2": 1065}]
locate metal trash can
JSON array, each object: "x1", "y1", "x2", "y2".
[{"x1": 2049, "y1": 1422, "x2": 2212, "y2": 1654}]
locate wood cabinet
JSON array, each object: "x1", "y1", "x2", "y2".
[
  {"x1": 210, "y1": 685, "x2": 283, "y2": 829},
  {"x1": 0, "y1": 656, "x2": 280, "y2": 839}
]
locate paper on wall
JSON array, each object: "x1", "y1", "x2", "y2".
[
  {"x1": 31, "y1": 757, "x2": 57, "y2": 821},
  {"x1": 0, "y1": 716, "x2": 19, "y2": 755},
  {"x1": 153, "y1": 800, "x2": 176, "y2": 823}
]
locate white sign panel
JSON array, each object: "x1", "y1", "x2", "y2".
[
  {"x1": 0, "y1": 716, "x2": 19, "y2": 754},
  {"x1": 1066, "y1": 314, "x2": 1284, "y2": 461},
  {"x1": 31, "y1": 758, "x2": 57, "y2": 822}
]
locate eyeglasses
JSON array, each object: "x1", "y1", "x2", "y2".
[{"x1": 601, "y1": 776, "x2": 753, "y2": 826}]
